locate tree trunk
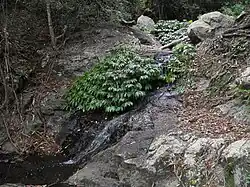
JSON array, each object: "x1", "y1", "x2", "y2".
[{"x1": 46, "y1": 0, "x2": 56, "y2": 48}]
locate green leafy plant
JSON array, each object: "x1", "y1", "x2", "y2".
[
  {"x1": 221, "y1": 1, "x2": 250, "y2": 17},
  {"x1": 65, "y1": 47, "x2": 161, "y2": 113},
  {"x1": 152, "y1": 20, "x2": 191, "y2": 45},
  {"x1": 164, "y1": 43, "x2": 196, "y2": 84},
  {"x1": 246, "y1": 172, "x2": 250, "y2": 184},
  {"x1": 236, "y1": 87, "x2": 250, "y2": 104}
]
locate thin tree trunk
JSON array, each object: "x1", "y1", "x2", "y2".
[{"x1": 46, "y1": 0, "x2": 56, "y2": 48}]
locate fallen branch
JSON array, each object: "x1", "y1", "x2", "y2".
[
  {"x1": 160, "y1": 36, "x2": 188, "y2": 50},
  {"x1": 55, "y1": 25, "x2": 68, "y2": 44}
]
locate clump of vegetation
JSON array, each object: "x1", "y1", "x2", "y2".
[
  {"x1": 164, "y1": 43, "x2": 196, "y2": 86},
  {"x1": 221, "y1": 0, "x2": 250, "y2": 17},
  {"x1": 152, "y1": 20, "x2": 191, "y2": 45},
  {"x1": 236, "y1": 87, "x2": 250, "y2": 104},
  {"x1": 65, "y1": 47, "x2": 162, "y2": 113}
]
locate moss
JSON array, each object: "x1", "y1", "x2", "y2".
[{"x1": 224, "y1": 160, "x2": 235, "y2": 187}]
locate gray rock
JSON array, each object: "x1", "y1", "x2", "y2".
[
  {"x1": 136, "y1": 15, "x2": 155, "y2": 33},
  {"x1": 236, "y1": 67, "x2": 250, "y2": 89},
  {"x1": 64, "y1": 88, "x2": 181, "y2": 186},
  {"x1": 63, "y1": 88, "x2": 226, "y2": 186},
  {"x1": 66, "y1": 148, "x2": 126, "y2": 187},
  {"x1": 24, "y1": 118, "x2": 43, "y2": 134},
  {"x1": 200, "y1": 11, "x2": 234, "y2": 29},
  {"x1": 188, "y1": 11, "x2": 235, "y2": 44},
  {"x1": 40, "y1": 89, "x2": 66, "y2": 115},
  {"x1": 187, "y1": 20, "x2": 212, "y2": 44},
  {"x1": 130, "y1": 25, "x2": 159, "y2": 45},
  {"x1": 1, "y1": 142, "x2": 17, "y2": 153},
  {"x1": 184, "y1": 138, "x2": 225, "y2": 166},
  {"x1": 216, "y1": 99, "x2": 250, "y2": 124},
  {"x1": 57, "y1": 28, "x2": 139, "y2": 76},
  {"x1": 223, "y1": 140, "x2": 250, "y2": 160},
  {"x1": 47, "y1": 111, "x2": 70, "y2": 135},
  {"x1": 23, "y1": 87, "x2": 68, "y2": 135},
  {"x1": 223, "y1": 140, "x2": 250, "y2": 187}
]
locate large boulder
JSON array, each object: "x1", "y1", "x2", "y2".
[
  {"x1": 187, "y1": 11, "x2": 235, "y2": 44},
  {"x1": 136, "y1": 15, "x2": 155, "y2": 33},
  {"x1": 187, "y1": 20, "x2": 212, "y2": 44}
]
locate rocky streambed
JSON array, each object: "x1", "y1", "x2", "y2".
[{"x1": 1, "y1": 87, "x2": 250, "y2": 187}]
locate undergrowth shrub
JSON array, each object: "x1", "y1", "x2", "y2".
[
  {"x1": 152, "y1": 20, "x2": 191, "y2": 45},
  {"x1": 65, "y1": 47, "x2": 161, "y2": 113},
  {"x1": 164, "y1": 43, "x2": 196, "y2": 85},
  {"x1": 221, "y1": 1, "x2": 250, "y2": 17},
  {"x1": 236, "y1": 87, "x2": 250, "y2": 104}
]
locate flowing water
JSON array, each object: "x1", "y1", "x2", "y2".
[
  {"x1": 0, "y1": 154, "x2": 77, "y2": 185},
  {"x1": 0, "y1": 111, "x2": 130, "y2": 186}
]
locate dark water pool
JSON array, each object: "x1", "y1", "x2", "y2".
[{"x1": 0, "y1": 154, "x2": 77, "y2": 185}]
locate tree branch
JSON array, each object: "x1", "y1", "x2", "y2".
[{"x1": 46, "y1": 0, "x2": 56, "y2": 48}]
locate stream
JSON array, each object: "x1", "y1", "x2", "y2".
[
  {"x1": 0, "y1": 154, "x2": 77, "y2": 185},
  {"x1": 0, "y1": 110, "x2": 131, "y2": 186}
]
